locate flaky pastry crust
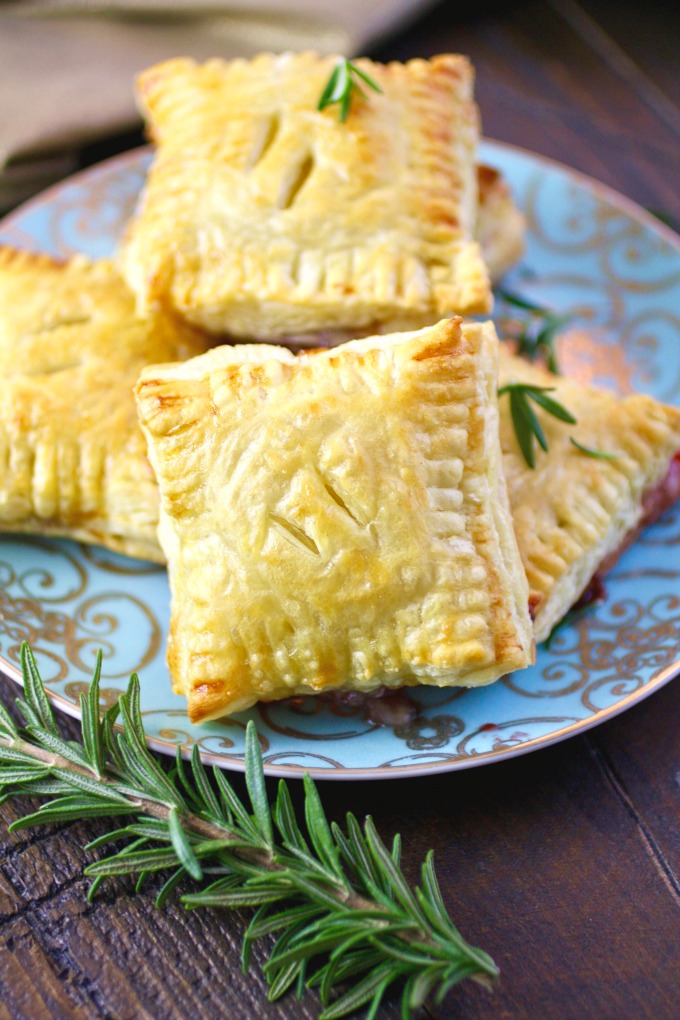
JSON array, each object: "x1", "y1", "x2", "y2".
[
  {"x1": 0, "y1": 247, "x2": 209, "y2": 561},
  {"x1": 136, "y1": 318, "x2": 533, "y2": 721},
  {"x1": 499, "y1": 349, "x2": 680, "y2": 641},
  {"x1": 476, "y1": 164, "x2": 526, "y2": 283},
  {"x1": 123, "y1": 52, "x2": 492, "y2": 341}
]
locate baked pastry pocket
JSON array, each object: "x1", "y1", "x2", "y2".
[
  {"x1": 136, "y1": 317, "x2": 533, "y2": 721},
  {"x1": 499, "y1": 349, "x2": 680, "y2": 641},
  {"x1": 0, "y1": 247, "x2": 209, "y2": 561},
  {"x1": 123, "y1": 52, "x2": 491, "y2": 342}
]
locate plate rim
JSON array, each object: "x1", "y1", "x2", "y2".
[
  {"x1": 0, "y1": 139, "x2": 679, "y2": 780},
  {"x1": 1, "y1": 651, "x2": 679, "y2": 780}
]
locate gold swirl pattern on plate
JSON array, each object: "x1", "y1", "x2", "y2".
[
  {"x1": 69, "y1": 593, "x2": 161, "y2": 676},
  {"x1": 453, "y1": 716, "x2": 580, "y2": 758},
  {"x1": 1, "y1": 539, "x2": 88, "y2": 603},
  {"x1": 557, "y1": 329, "x2": 635, "y2": 392},
  {"x1": 64, "y1": 680, "x2": 124, "y2": 711},
  {"x1": 0, "y1": 587, "x2": 76, "y2": 682},
  {"x1": 0, "y1": 540, "x2": 163, "y2": 684},
  {"x1": 393, "y1": 714, "x2": 464, "y2": 751},
  {"x1": 618, "y1": 311, "x2": 680, "y2": 399},
  {"x1": 138, "y1": 711, "x2": 269, "y2": 755},
  {"x1": 601, "y1": 227, "x2": 680, "y2": 292}
]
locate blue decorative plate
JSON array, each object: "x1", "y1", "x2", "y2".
[{"x1": 0, "y1": 141, "x2": 678, "y2": 779}]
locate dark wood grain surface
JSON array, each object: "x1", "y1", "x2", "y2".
[{"x1": 1, "y1": 2, "x2": 679, "y2": 1017}]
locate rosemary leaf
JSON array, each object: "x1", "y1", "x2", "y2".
[
  {"x1": 498, "y1": 289, "x2": 570, "y2": 373},
  {"x1": 508, "y1": 387, "x2": 538, "y2": 467},
  {"x1": 21, "y1": 643, "x2": 57, "y2": 734},
  {"x1": 0, "y1": 701, "x2": 18, "y2": 738},
  {"x1": 189, "y1": 744, "x2": 222, "y2": 819},
  {"x1": 570, "y1": 437, "x2": 622, "y2": 459},
  {"x1": 304, "y1": 773, "x2": 346, "y2": 884},
  {"x1": 318, "y1": 58, "x2": 382, "y2": 122},
  {"x1": 81, "y1": 651, "x2": 105, "y2": 777},
  {"x1": 155, "y1": 865, "x2": 187, "y2": 910},
  {"x1": 528, "y1": 388, "x2": 577, "y2": 424},
  {"x1": 245, "y1": 723, "x2": 274, "y2": 848},
  {"x1": 499, "y1": 382, "x2": 578, "y2": 468},
  {"x1": 168, "y1": 805, "x2": 203, "y2": 880}
]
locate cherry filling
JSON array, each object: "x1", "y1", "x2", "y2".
[
  {"x1": 574, "y1": 450, "x2": 680, "y2": 609},
  {"x1": 572, "y1": 573, "x2": 607, "y2": 611}
]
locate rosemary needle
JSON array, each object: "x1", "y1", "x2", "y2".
[
  {"x1": 499, "y1": 382, "x2": 576, "y2": 468},
  {"x1": 570, "y1": 437, "x2": 622, "y2": 459},
  {"x1": 498, "y1": 289, "x2": 570, "y2": 374}
]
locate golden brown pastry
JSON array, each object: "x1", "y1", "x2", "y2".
[
  {"x1": 0, "y1": 247, "x2": 209, "y2": 561},
  {"x1": 136, "y1": 318, "x2": 534, "y2": 721},
  {"x1": 123, "y1": 52, "x2": 492, "y2": 342},
  {"x1": 499, "y1": 349, "x2": 680, "y2": 641},
  {"x1": 476, "y1": 164, "x2": 526, "y2": 283}
]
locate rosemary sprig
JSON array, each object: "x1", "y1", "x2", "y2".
[
  {"x1": 0, "y1": 643, "x2": 498, "y2": 1018},
  {"x1": 498, "y1": 290, "x2": 570, "y2": 374},
  {"x1": 499, "y1": 382, "x2": 577, "y2": 468},
  {"x1": 318, "y1": 58, "x2": 382, "y2": 122}
]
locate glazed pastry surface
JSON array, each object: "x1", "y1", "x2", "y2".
[
  {"x1": 123, "y1": 52, "x2": 491, "y2": 340},
  {"x1": 499, "y1": 349, "x2": 680, "y2": 641},
  {"x1": 0, "y1": 247, "x2": 209, "y2": 561},
  {"x1": 136, "y1": 318, "x2": 533, "y2": 721}
]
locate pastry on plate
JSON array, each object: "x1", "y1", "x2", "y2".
[
  {"x1": 476, "y1": 164, "x2": 526, "y2": 283},
  {"x1": 123, "y1": 52, "x2": 492, "y2": 342},
  {"x1": 136, "y1": 317, "x2": 533, "y2": 721},
  {"x1": 498, "y1": 349, "x2": 680, "y2": 641},
  {"x1": 0, "y1": 247, "x2": 209, "y2": 561}
]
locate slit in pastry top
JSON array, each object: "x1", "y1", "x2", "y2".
[{"x1": 122, "y1": 52, "x2": 492, "y2": 340}]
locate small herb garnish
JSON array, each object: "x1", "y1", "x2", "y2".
[
  {"x1": 498, "y1": 290, "x2": 570, "y2": 374},
  {"x1": 318, "y1": 58, "x2": 382, "y2": 122},
  {"x1": 499, "y1": 382, "x2": 577, "y2": 468},
  {"x1": 570, "y1": 437, "x2": 622, "y2": 460},
  {"x1": 0, "y1": 643, "x2": 498, "y2": 1019}
]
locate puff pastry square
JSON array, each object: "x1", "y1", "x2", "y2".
[
  {"x1": 136, "y1": 318, "x2": 533, "y2": 721},
  {"x1": 0, "y1": 248, "x2": 209, "y2": 561},
  {"x1": 123, "y1": 52, "x2": 492, "y2": 342},
  {"x1": 499, "y1": 349, "x2": 680, "y2": 641}
]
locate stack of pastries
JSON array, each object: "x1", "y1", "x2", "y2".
[{"x1": 2, "y1": 52, "x2": 679, "y2": 722}]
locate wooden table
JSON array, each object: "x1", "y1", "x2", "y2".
[{"x1": 1, "y1": 2, "x2": 679, "y2": 1017}]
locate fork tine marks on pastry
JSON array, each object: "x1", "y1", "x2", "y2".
[
  {"x1": 123, "y1": 53, "x2": 492, "y2": 339},
  {"x1": 0, "y1": 249, "x2": 210, "y2": 561}
]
